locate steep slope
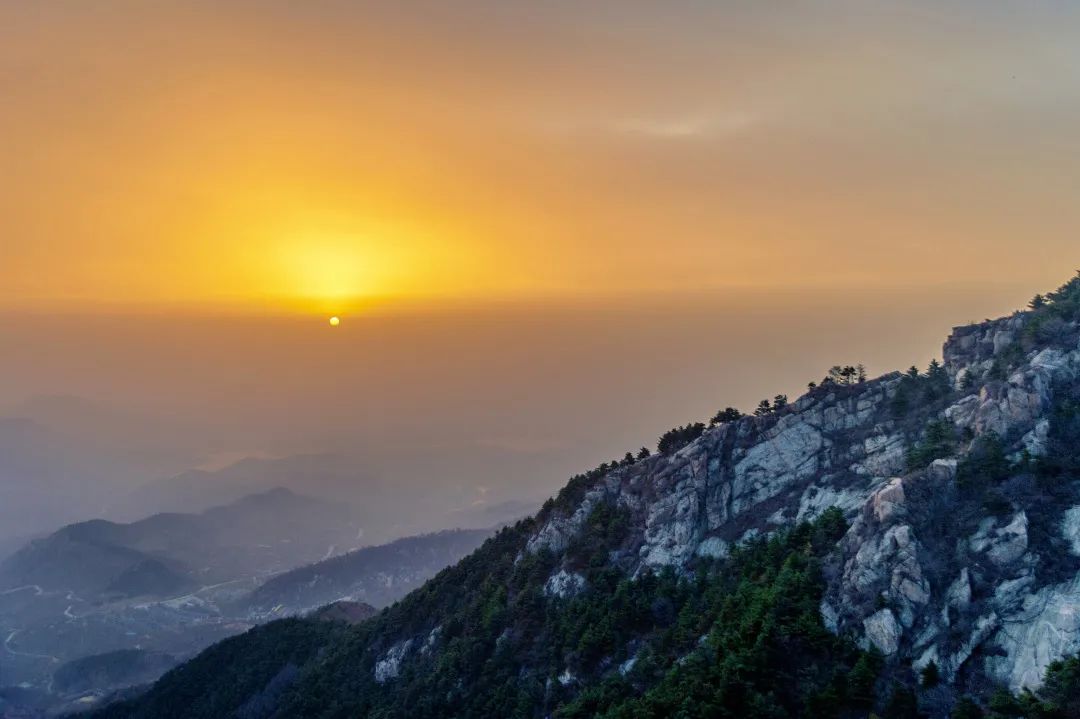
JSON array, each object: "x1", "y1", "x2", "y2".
[
  {"x1": 238, "y1": 529, "x2": 492, "y2": 618},
  {"x1": 52, "y1": 649, "x2": 179, "y2": 696},
  {"x1": 92, "y1": 273, "x2": 1080, "y2": 718},
  {"x1": 95, "y1": 513, "x2": 874, "y2": 719},
  {"x1": 309, "y1": 601, "x2": 379, "y2": 625}
]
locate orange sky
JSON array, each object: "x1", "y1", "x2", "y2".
[{"x1": 3, "y1": 1, "x2": 1080, "y2": 313}]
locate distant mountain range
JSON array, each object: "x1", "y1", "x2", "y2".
[
  {"x1": 101, "y1": 455, "x2": 371, "y2": 521},
  {"x1": 0, "y1": 487, "x2": 363, "y2": 600},
  {"x1": 238, "y1": 528, "x2": 491, "y2": 618},
  {"x1": 0, "y1": 489, "x2": 498, "y2": 716},
  {"x1": 102, "y1": 453, "x2": 538, "y2": 545}
]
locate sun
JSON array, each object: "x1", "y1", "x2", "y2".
[{"x1": 328, "y1": 316, "x2": 341, "y2": 327}]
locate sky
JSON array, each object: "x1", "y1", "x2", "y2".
[
  {"x1": 3, "y1": 0, "x2": 1079, "y2": 312},
  {"x1": 1, "y1": 1, "x2": 1079, "y2": 539}
]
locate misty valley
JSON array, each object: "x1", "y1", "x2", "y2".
[{"x1": 0, "y1": 475, "x2": 497, "y2": 715}]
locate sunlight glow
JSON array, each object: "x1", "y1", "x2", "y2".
[{"x1": 285, "y1": 241, "x2": 370, "y2": 300}]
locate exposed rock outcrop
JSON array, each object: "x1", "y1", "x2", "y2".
[
  {"x1": 527, "y1": 302, "x2": 1080, "y2": 693},
  {"x1": 374, "y1": 638, "x2": 414, "y2": 683},
  {"x1": 545, "y1": 569, "x2": 586, "y2": 598},
  {"x1": 529, "y1": 377, "x2": 907, "y2": 571}
]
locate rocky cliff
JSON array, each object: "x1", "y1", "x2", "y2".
[{"x1": 527, "y1": 278, "x2": 1080, "y2": 696}]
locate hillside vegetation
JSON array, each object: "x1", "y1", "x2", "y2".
[{"x1": 93, "y1": 272, "x2": 1080, "y2": 719}]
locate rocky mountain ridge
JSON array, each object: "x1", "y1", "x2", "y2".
[
  {"x1": 525, "y1": 282, "x2": 1080, "y2": 696},
  {"x1": 87, "y1": 272, "x2": 1080, "y2": 719}
]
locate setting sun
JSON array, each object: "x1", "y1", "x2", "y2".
[{"x1": 328, "y1": 316, "x2": 340, "y2": 327}]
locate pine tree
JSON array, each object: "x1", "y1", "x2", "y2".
[
  {"x1": 951, "y1": 697, "x2": 983, "y2": 719},
  {"x1": 710, "y1": 407, "x2": 744, "y2": 425},
  {"x1": 920, "y1": 661, "x2": 940, "y2": 688},
  {"x1": 883, "y1": 683, "x2": 920, "y2": 719},
  {"x1": 847, "y1": 652, "x2": 881, "y2": 708}
]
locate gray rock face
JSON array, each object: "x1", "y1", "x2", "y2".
[
  {"x1": 942, "y1": 315, "x2": 1026, "y2": 382},
  {"x1": 864, "y1": 609, "x2": 902, "y2": 655},
  {"x1": 374, "y1": 638, "x2": 414, "y2": 683},
  {"x1": 988, "y1": 573, "x2": 1080, "y2": 690},
  {"x1": 970, "y1": 512, "x2": 1029, "y2": 567},
  {"x1": 530, "y1": 379, "x2": 906, "y2": 572},
  {"x1": 545, "y1": 569, "x2": 586, "y2": 598},
  {"x1": 527, "y1": 307, "x2": 1080, "y2": 692},
  {"x1": 944, "y1": 568, "x2": 972, "y2": 611},
  {"x1": 945, "y1": 341, "x2": 1080, "y2": 449},
  {"x1": 730, "y1": 417, "x2": 824, "y2": 515},
  {"x1": 828, "y1": 319, "x2": 1080, "y2": 690},
  {"x1": 834, "y1": 478, "x2": 931, "y2": 633},
  {"x1": 1063, "y1": 507, "x2": 1080, "y2": 556}
]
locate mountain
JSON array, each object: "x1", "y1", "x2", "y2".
[
  {"x1": 0, "y1": 395, "x2": 217, "y2": 555},
  {"x1": 102, "y1": 454, "x2": 514, "y2": 547},
  {"x1": 0, "y1": 489, "x2": 361, "y2": 709},
  {"x1": 85, "y1": 272, "x2": 1080, "y2": 719},
  {"x1": 52, "y1": 649, "x2": 179, "y2": 697},
  {"x1": 0, "y1": 488, "x2": 363, "y2": 599},
  {"x1": 309, "y1": 601, "x2": 379, "y2": 625},
  {"x1": 237, "y1": 529, "x2": 492, "y2": 618},
  {"x1": 103, "y1": 455, "x2": 368, "y2": 521},
  {"x1": 0, "y1": 512, "x2": 488, "y2": 714}
]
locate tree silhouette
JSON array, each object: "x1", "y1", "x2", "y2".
[
  {"x1": 709, "y1": 407, "x2": 744, "y2": 426},
  {"x1": 657, "y1": 423, "x2": 706, "y2": 454}
]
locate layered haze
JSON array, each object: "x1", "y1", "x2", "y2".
[
  {"x1": 2, "y1": 0, "x2": 1080, "y2": 561},
  {"x1": 0, "y1": 284, "x2": 1054, "y2": 546}
]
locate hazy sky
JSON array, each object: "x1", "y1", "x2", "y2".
[
  {"x1": 3, "y1": 1, "x2": 1079, "y2": 312},
  {"x1": 2, "y1": 2, "x2": 1079, "y2": 538}
]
